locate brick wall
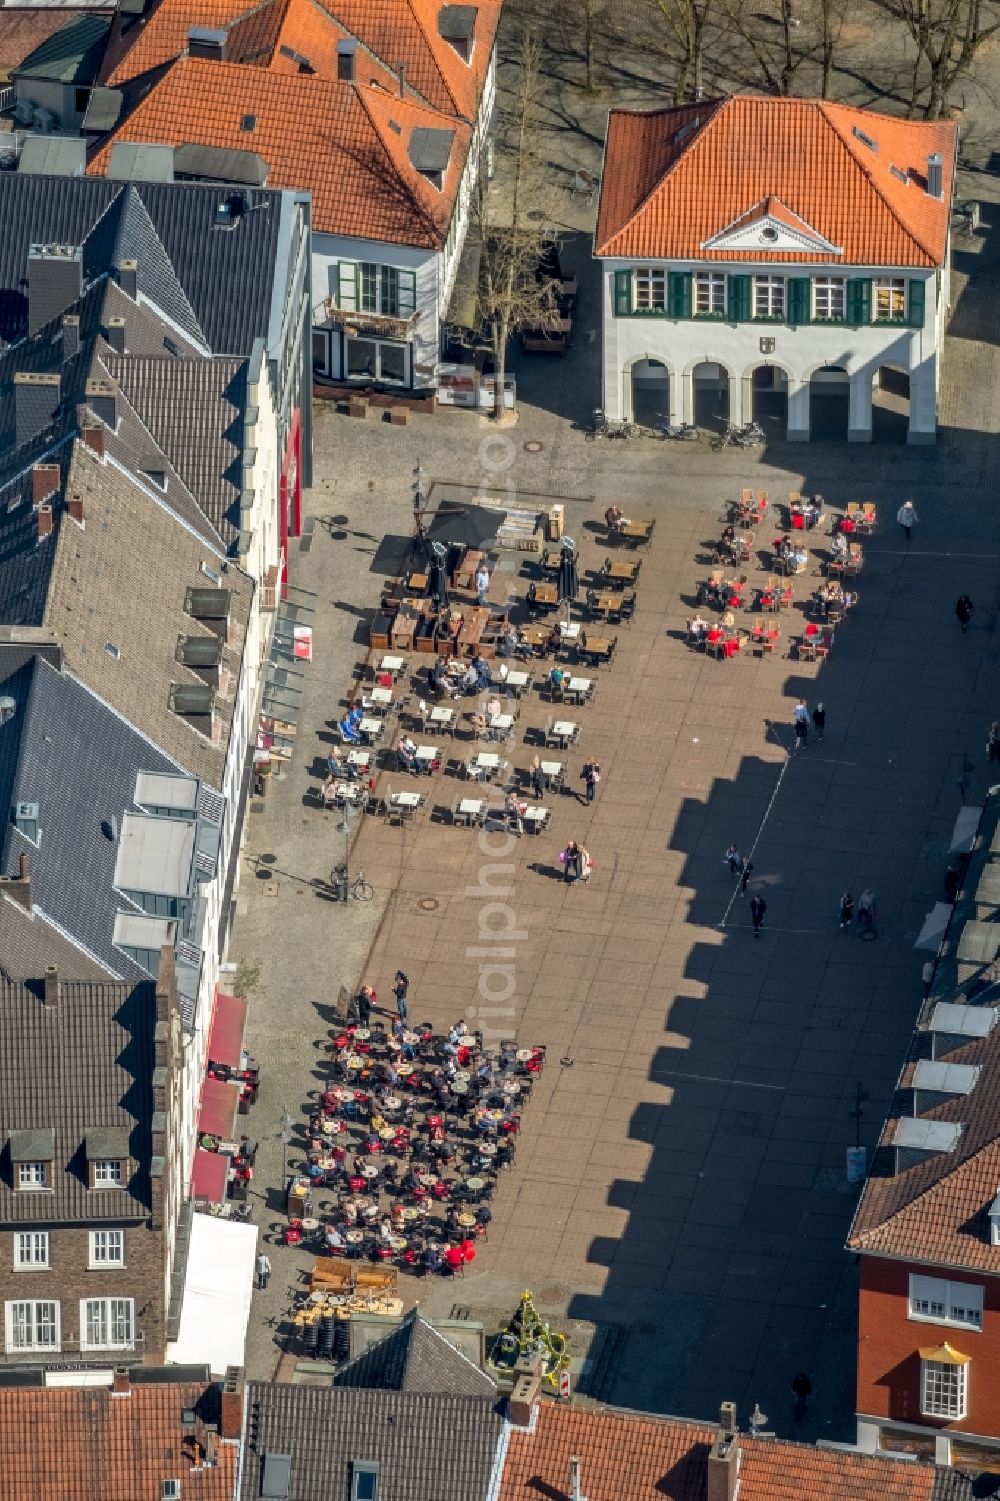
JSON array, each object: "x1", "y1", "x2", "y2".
[
  {"x1": 0, "y1": 1222, "x2": 167, "y2": 1362},
  {"x1": 857, "y1": 1254, "x2": 1000, "y2": 1437}
]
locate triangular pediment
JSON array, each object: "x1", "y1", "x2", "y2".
[{"x1": 702, "y1": 196, "x2": 842, "y2": 255}]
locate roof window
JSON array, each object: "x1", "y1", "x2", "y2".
[
  {"x1": 351, "y1": 1462, "x2": 379, "y2": 1501},
  {"x1": 852, "y1": 125, "x2": 878, "y2": 152},
  {"x1": 438, "y1": 5, "x2": 476, "y2": 61}
]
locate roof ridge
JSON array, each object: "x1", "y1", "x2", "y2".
[
  {"x1": 848, "y1": 1135, "x2": 1000, "y2": 1250},
  {"x1": 817, "y1": 99, "x2": 939, "y2": 265},
  {"x1": 596, "y1": 95, "x2": 727, "y2": 257}
]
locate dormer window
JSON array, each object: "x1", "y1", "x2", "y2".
[
  {"x1": 10, "y1": 1129, "x2": 54, "y2": 1189},
  {"x1": 18, "y1": 1162, "x2": 46, "y2": 1189},
  {"x1": 408, "y1": 127, "x2": 454, "y2": 191},
  {"x1": 337, "y1": 40, "x2": 356, "y2": 82},
  {"x1": 85, "y1": 1129, "x2": 129, "y2": 1189},
  {"x1": 438, "y1": 4, "x2": 476, "y2": 61},
  {"x1": 93, "y1": 1160, "x2": 123, "y2": 1186},
  {"x1": 989, "y1": 1188, "x2": 1000, "y2": 1245}
]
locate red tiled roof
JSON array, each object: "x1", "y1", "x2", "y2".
[
  {"x1": 101, "y1": 0, "x2": 500, "y2": 118},
  {"x1": 90, "y1": 59, "x2": 470, "y2": 245},
  {"x1": 0, "y1": 1380, "x2": 236, "y2": 1501},
  {"x1": 848, "y1": 1019, "x2": 1000, "y2": 1272},
  {"x1": 595, "y1": 95, "x2": 956, "y2": 267},
  {"x1": 499, "y1": 1403, "x2": 949, "y2": 1501}
]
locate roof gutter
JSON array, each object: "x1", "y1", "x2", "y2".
[{"x1": 486, "y1": 1415, "x2": 511, "y2": 1501}]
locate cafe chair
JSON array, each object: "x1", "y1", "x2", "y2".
[{"x1": 620, "y1": 591, "x2": 636, "y2": 626}]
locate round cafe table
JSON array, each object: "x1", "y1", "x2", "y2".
[
  {"x1": 451, "y1": 1079, "x2": 469, "y2": 1096},
  {"x1": 503, "y1": 1080, "x2": 520, "y2": 1097},
  {"x1": 383, "y1": 1095, "x2": 401, "y2": 1111},
  {"x1": 389, "y1": 1236, "x2": 407, "y2": 1252},
  {"x1": 418, "y1": 1173, "x2": 438, "y2": 1187},
  {"x1": 477, "y1": 1142, "x2": 497, "y2": 1158},
  {"x1": 466, "y1": 1177, "x2": 486, "y2": 1194},
  {"x1": 360, "y1": 1163, "x2": 379, "y2": 1180},
  {"x1": 322, "y1": 1120, "x2": 335, "y2": 1135},
  {"x1": 378, "y1": 1126, "x2": 395, "y2": 1141},
  {"x1": 301, "y1": 1217, "x2": 320, "y2": 1231},
  {"x1": 402, "y1": 1031, "x2": 420, "y2": 1045},
  {"x1": 516, "y1": 1048, "x2": 535, "y2": 1062},
  {"x1": 345, "y1": 1055, "x2": 364, "y2": 1071},
  {"x1": 453, "y1": 1070, "x2": 470, "y2": 1084},
  {"x1": 334, "y1": 1085, "x2": 354, "y2": 1101},
  {"x1": 456, "y1": 1211, "x2": 476, "y2": 1228},
  {"x1": 397, "y1": 1063, "x2": 414, "y2": 1077},
  {"x1": 402, "y1": 1206, "x2": 420, "y2": 1222},
  {"x1": 346, "y1": 1229, "x2": 365, "y2": 1244},
  {"x1": 354, "y1": 1028, "x2": 371, "y2": 1041}
]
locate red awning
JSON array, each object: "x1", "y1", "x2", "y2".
[
  {"x1": 190, "y1": 1148, "x2": 228, "y2": 1205},
  {"x1": 198, "y1": 1078, "x2": 239, "y2": 1139},
  {"x1": 207, "y1": 990, "x2": 248, "y2": 1070}
]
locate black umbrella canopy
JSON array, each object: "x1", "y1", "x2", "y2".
[
  {"x1": 557, "y1": 550, "x2": 579, "y2": 601},
  {"x1": 424, "y1": 502, "x2": 506, "y2": 552}
]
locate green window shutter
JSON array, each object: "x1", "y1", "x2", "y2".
[
  {"x1": 787, "y1": 277, "x2": 811, "y2": 325},
  {"x1": 728, "y1": 274, "x2": 750, "y2": 322},
  {"x1": 613, "y1": 270, "x2": 633, "y2": 317},
  {"x1": 907, "y1": 278, "x2": 925, "y2": 329},
  {"x1": 337, "y1": 261, "x2": 358, "y2": 310},
  {"x1": 668, "y1": 271, "x2": 692, "y2": 319},
  {"x1": 399, "y1": 269, "x2": 416, "y2": 318},
  {"x1": 846, "y1": 278, "x2": 871, "y2": 326}
]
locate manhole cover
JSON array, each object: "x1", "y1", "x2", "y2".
[
  {"x1": 536, "y1": 1285, "x2": 568, "y2": 1305},
  {"x1": 330, "y1": 530, "x2": 348, "y2": 540},
  {"x1": 418, "y1": 897, "x2": 440, "y2": 912},
  {"x1": 332, "y1": 513, "x2": 349, "y2": 525},
  {"x1": 524, "y1": 440, "x2": 544, "y2": 453},
  {"x1": 259, "y1": 853, "x2": 277, "y2": 865}
]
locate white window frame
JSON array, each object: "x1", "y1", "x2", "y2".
[
  {"x1": 812, "y1": 276, "x2": 846, "y2": 321},
  {"x1": 17, "y1": 1161, "x2": 47, "y2": 1190},
  {"x1": 694, "y1": 272, "x2": 726, "y2": 316},
  {"x1": 81, "y1": 1296, "x2": 135, "y2": 1351},
  {"x1": 13, "y1": 1231, "x2": 49, "y2": 1269},
  {"x1": 909, "y1": 1274, "x2": 983, "y2": 1331},
  {"x1": 874, "y1": 276, "x2": 906, "y2": 322},
  {"x1": 920, "y1": 1357, "x2": 968, "y2": 1419},
  {"x1": 5, "y1": 1299, "x2": 60, "y2": 1352},
  {"x1": 89, "y1": 1230, "x2": 125, "y2": 1268},
  {"x1": 633, "y1": 268, "x2": 666, "y2": 313},
  {"x1": 93, "y1": 1160, "x2": 123, "y2": 1187},
  {"x1": 752, "y1": 275, "x2": 785, "y2": 319}
]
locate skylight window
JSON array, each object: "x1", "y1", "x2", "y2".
[{"x1": 852, "y1": 125, "x2": 878, "y2": 152}]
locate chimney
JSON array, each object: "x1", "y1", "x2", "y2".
[
  {"x1": 398, "y1": 60, "x2": 406, "y2": 97},
  {"x1": 43, "y1": 964, "x2": 58, "y2": 1007},
  {"x1": 62, "y1": 314, "x2": 80, "y2": 359},
  {"x1": 927, "y1": 153, "x2": 944, "y2": 199},
  {"x1": 220, "y1": 1366, "x2": 245, "y2": 1440},
  {"x1": 14, "y1": 372, "x2": 61, "y2": 450},
  {"x1": 85, "y1": 377, "x2": 118, "y2": 432},
  {"x1": 117, "y1": 258, "x2": 137, "y2": 299},
  {"x1": 707, "y1": 1403, "x2": 740, "y2": 1501},
  {"x1": 36, "y1": 504, "x2": 53, "y2": 541},
  {"x1": 81, "y1": 422, "x2": 105, "y2": 457},
  {"x1": 507, "y1": 1356, "x2": 543, "y2": 1426},
  {"x1": 32, "y1": 462, "x2": 60, "y2": 507},
  {"x1": 0, "y1": 852, "x2": 32, "y2": 913},
  {"x1": 569, "y1": 1456, "x2": 584, "y2": 1501},
  {"x1": 107, "y1": 316, "x2": 126, "y2": 354},
  {"x1": 28, "y1": 244, "x2": 83, "y2": 335},
  {"x1": 68, "y1": 493, "x2": 84, "y2": 525},
  {"x1": 111, "y1": 1366, "x2": 131, "y2": 1397}
]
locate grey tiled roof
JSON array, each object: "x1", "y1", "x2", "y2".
[
  {"x1": 0, "y1": 897, "x2": 113, "y2": 984},
  {"x1": 335, "y1": 1310, "x2": 497, "y2": 1398},
  {"x1": 103, "y1": 354, "x2": 247, "y2": 546},
  {"x1": 241, "y1": 1385, "x2": 504, "y2": 1501},
  {"x1": 42, "y1": 441, "x2": 252, "y2": 788},
  {"x1": 0, "y1": 174, "x2": 282, "y2": 356},
  {"x1": 0, "y1": 974, "x2": 156, "y2": 1224},
  {"x1": 0, "y1": 654, "x2": 179, "y2": 982}
]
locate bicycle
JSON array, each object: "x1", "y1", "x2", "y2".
[
  {"x1": 712, "y1": 422, "x2": 766, "y2": 451},
  {"x1": 330, "y1": 864, "x2": 374, "y2": 901},
  {"x1": 658, "y1": 421, "x2": 701, "y2": 441},
  {"x1": 585, "y1": 408, "x2": 638, "y2": 441}
]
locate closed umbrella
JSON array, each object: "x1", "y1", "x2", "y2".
[{"x1": 557, "y1": 548, "x2": 579, "y2": 603}]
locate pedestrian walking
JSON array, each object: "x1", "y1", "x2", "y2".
[
  {"x1": 739, "y1": 854, "x2": 754, "y2": 895},
  {"x1": 581, "y1": 757, "x2": 601, "y2": 804},
  {"x1": 896, "y1": 500, "x2": 917, "y2": 543},
  {"x1": 392, "y1": 970, "x2": 409, "y2": 1024},
  {"x1": 561, "y1": 840, "x2": 582, "y2": 883},
  {"x1": 791, "y1": 1371, "x2": 812, "y2": 1424},
  {"x1": 475, "y1": 561, "x2": 491, "y2": 606},
  {"x1": 357, "y1": 983, "x2": 375, "y2": 1026},
  {"x1": 944, "y1": 861, "x2": 961, "y2": 903},
  {"x1": 256, "y1": 1251, "x2": 272, "y2": 1290},
  {"x1": 530, "y1": 756, "x2": 547, "y2": 801},
  {"x1": 857, "y1": 888, "x2": 876, "y2": 936},
  {"x1": 956, "y1": 594, "x2": 974, "y2": 633},
  {"x1": 793, "y1": 699, "x2": 809, "y2": 752},
  {"x1": 811, "y1": 702, "x2": 826, "y2": 741},
  {"x1": 725, "y1": 842, "x2": 741, "y2": 878},
  {"x1": 988, "y1": 722, "x2": 1000, "y2": 763},
  {"x1": 839, "y1": 891, "x2": 853, "y2": 929},
  {"x1": 750, "y1": 893, "x2": 766, "y2": 937},
  {"x1": 580, "y1": 846, "x2": 594, "y2": 882}
]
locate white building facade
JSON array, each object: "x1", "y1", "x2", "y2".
[{"x1": 595, "y1": 96, "x2": 957, "y2": 444}]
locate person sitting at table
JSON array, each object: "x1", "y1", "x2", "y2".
[
  {"x1": 605, "y1": 505, "x2": 629, "y2": 533},
  {"x1": 424, "y1": 1244, "x2": 443, "y2": 1275},
  {"x1": 842, "y1": 589, "x2": 857, "y2": 612},
  {"x1": 444, "y1": 1243, "x2": 465, "y2": 1275},
  {"x1": 460, "y1": 662, "x2": 478, "y2": 695},
  {"x1": 327, "y1": 746, "x2": 356, "y2": 782},
  {"x1": 339, "y1": 713, "x2": 362, "y2": 745},
  {"x1": 326, "y1": 1224, "x2": 346, "y2": 1252},
  {"x1": 831, "y1": 531, "x2": 848, "y2": 560},
  {"x1": 804, "y1": 498, "x2": 821, "y2": 529},
  {"x1": 396, "y1": 735, "x2": 417, "y2": 773},
  {"x1": 505, "y1": 791, "x2": 527, "y2": 837},
  {"x1": 687, "y1": 614, "x2": 708, "y2": 646},
  {"x1": 510, "y1": 628, "x2": 534, "y2": 662},
  {"x1": 715, "y1": 525, "x2": 737, "y2": 564},
  {"x1": 549, "y1": 665, "x2": 566, "y2": 694},
  {"x1": 427, "y1": 659, "x2": 447, "y2": 698}
]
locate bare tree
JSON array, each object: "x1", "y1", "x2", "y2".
[
  {"x1": 724, "y1": 0, "x2": 816, "y2": 94},
  {"x1": 656, "y1": 0, "x2": 720, "y2": 101},
  {"x1": 895, "y1": 0, "x2": 1000, "y2": 116},
  {"x1": 459, "y1": 31, "x2": 562, "y2": 419},
  {"x1": 814, "y1": 0, "x2": 856, "y2": 96}
]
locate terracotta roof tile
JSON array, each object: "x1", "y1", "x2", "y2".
[
  {"x1": 91, "y1": 59, "x2": 470, "y2": 245},
  {"x1": 499, "y1": 1403, "x2": 963, "y2": 1501},
  {"x1": 848, "y1": 1018, "x2": 1000, "y2": 1272},
  {"x1": 0, "y1": 1379, "x2": 237, "y2": 1501},
  {"x1": 595, "y1": 95, "x2": 956, "y2": 267},
  {"x1": 103, "y1": 0, "x2": 278, "y2": 84}
]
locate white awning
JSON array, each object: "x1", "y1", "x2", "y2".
[
  {"x1": 166, "y1": 1212, "x2": 257, "y2": 1376},
  {"x1": 915, "y1": 902, "x2": 952, "y2": 951},
  {"x1": 950, "y1": 804, "x2": 983, "y2": 854}
]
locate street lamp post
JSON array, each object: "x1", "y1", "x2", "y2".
[{"x1": 336, "y1": 802, "x2": 360, "y2": 897}]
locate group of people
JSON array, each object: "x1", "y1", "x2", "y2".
[
  {"x1": 560, "y1": 839, "x2": 594, "y2": 883},
  {"x1": 792, "y1": 699, "x2": 825, "y2": 750}
]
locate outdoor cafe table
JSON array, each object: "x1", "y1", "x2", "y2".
[
  {"x1": 414, "y1": 745, "x2": 440, "y2": 772},
  {"x1": 456, "y1": 1211, "x2": 477, "y2": 1229},
  {"x1": 564, "y1": 677, "x2": 593, "y2": 704},
  {"x1": 451, "y1": 1079, "x2": 469, "y2": 1096},
  {"x1": 345, "y1": 1230, "x2": 365, "y2": 1245},
  {"x1": 579, "y1": 637, "x2": 613, "y2": 665},
  {"x1": 360, "y1": 1163, "x2": 379, "y2": 1180},
  {"x1": 502, "y1": 670, "x2": 531, "y2": 696},
  {"x1": 397, "y1": 1063, "x2": 415, "y2": 1077},
  {"x1": 521, "y1": 625, "x2": 550, "y2": 648},
  {"x1": 367, "y1": 686, "x2": 394, "y2": 708},
  {"x1": 503, "y1": 1080, "x2": 521, "y2": 1097},
  {"x1": 516, "y1": 1049, "x2": 535, "y2": 1061},
  {"x1": 347, "y1": 748, "x2": 371, "y2": 769},
  {"x1": 358, "y1": 716, "x2": 384, "y2": 741},
  {"x1": 333, "y1": 780, "x2": 366, "y2": 805},
  {"x1": 590, "y1": 593, "x2": 624, "y2": 616},
  {"x1": 378, "y1": 654, "x2": 406, "y2": 677},
  {"x1": 558, "y1": 621, "x2": 581, "y2": 643},
  {"x1": 429, "y1": 706, "x2": 455, "y2": 730},
  {"x1": 468, "y1": 752, "x2": 501, "y2": 780},
  {"x1": 418, "y1": 1173, "x2": 438, "y2": 1187},
  {"x1": 488, "y1": 713, "x2": 515, "y2": 736},
  {"x1": 621, "y1": 519, "x2": 654, "y2": 547},
  {"x1": 548, "y1": 721, "x2": 578, "y2": 748},
  {"x1": 466, "y1": 1177, "x2": 486, "y2": 1194},
  {"x1": 390, "y1": 791, "x2": 422, "y2": 809},
  {"x1": 531, "y1": 582, "x2": 558, "y2": 607},
  {"x1": 345, "y1": 1054, "x2": 364, "y2": 1071},
  {"x1": 604, "y1": 559, "x2": 640, "y2": 584}
]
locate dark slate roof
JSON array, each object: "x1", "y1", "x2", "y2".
[
  {"x1": 241, "y1": 1385, "x2": 504, "y2": 1501},
  {"x1": 0, "y1": 174, "x2": 283, "y2": 355},
  {"x1": 0, "y1": 465, "x2": 60, "y2": 627},
  {"x1": 0, "y1": 896, "x2": 113, "y2": 984},
  {"x1": 334, "y1": 1310, "x2": 497, "y2": 1398},
  {"x1": 0, "y1": 655, "x2": 180, "y2": 981},
  {"x1": 14, "y1": 10, "x2": 112, "y2": 83},
  {"x1": 103, "y1": 353, "x2": 247, "y2": 545},
  {"x1": 0, "y1": 974, "x2": 156, "y2": 1223}
]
